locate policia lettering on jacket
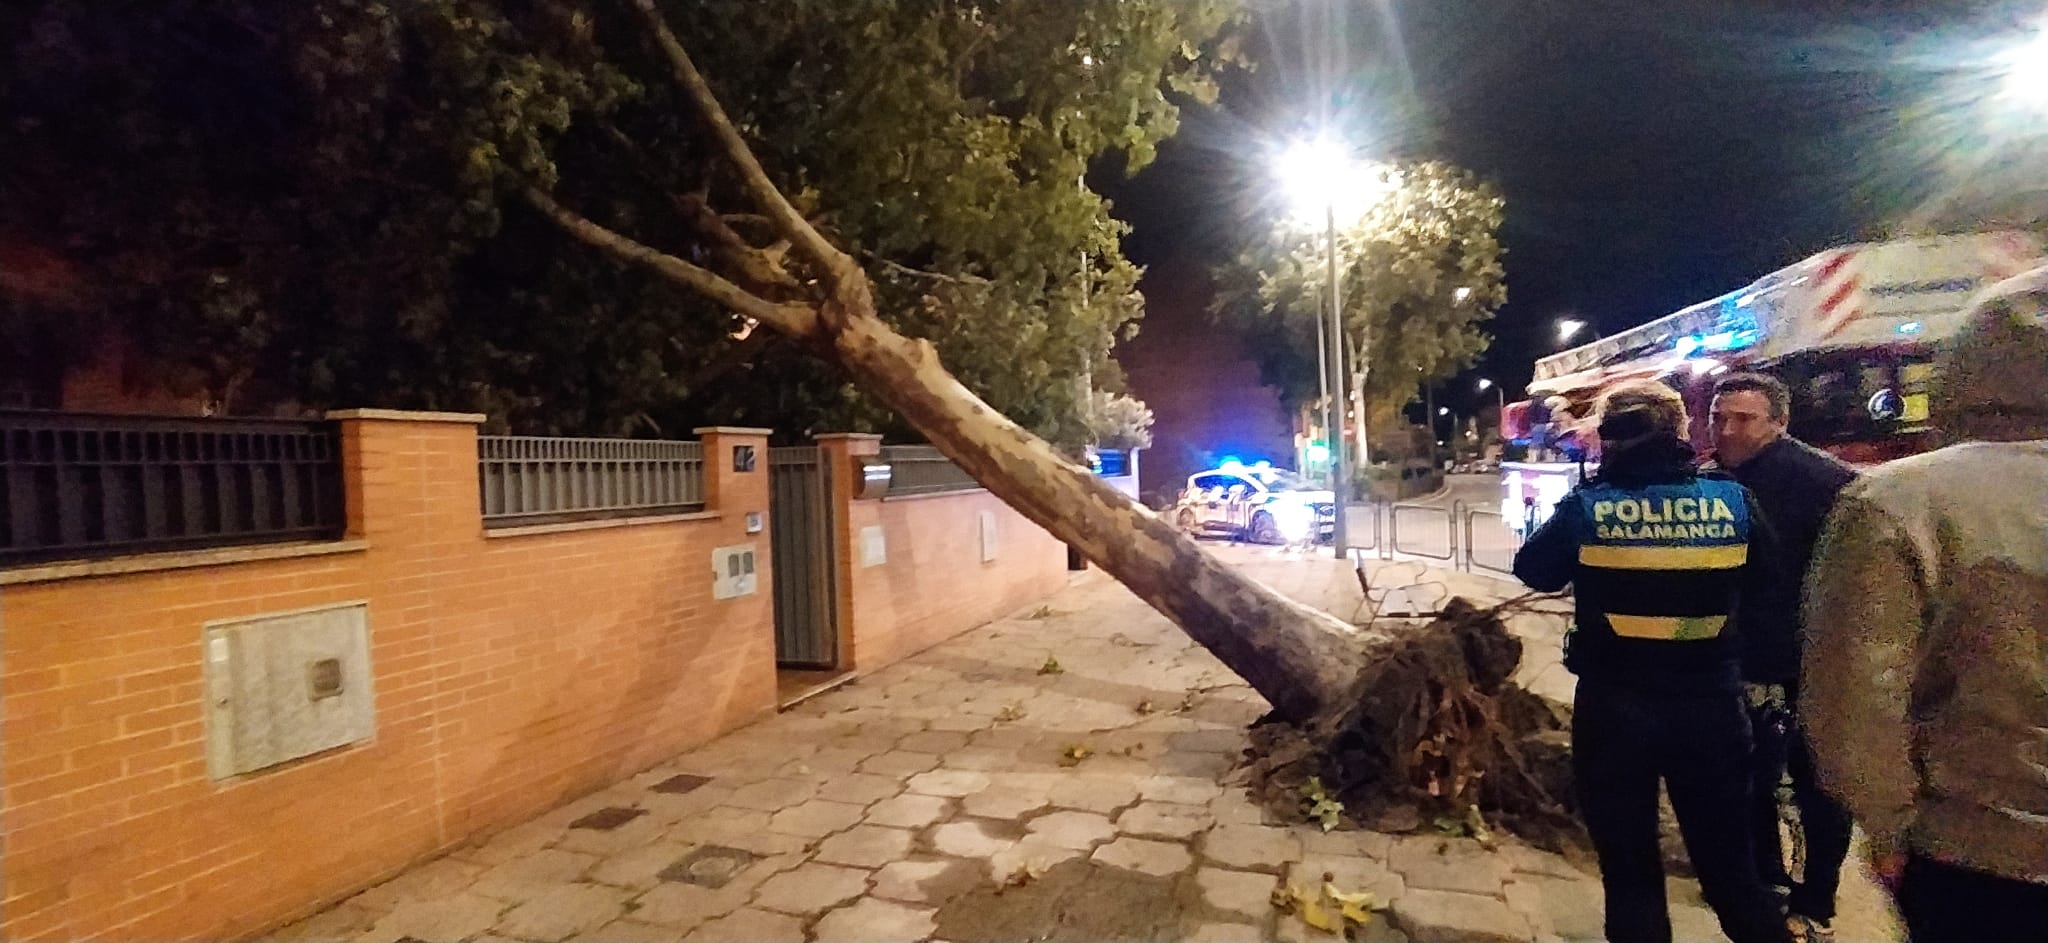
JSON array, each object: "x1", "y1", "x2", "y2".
[{"x1": 1591, "y1": 495, "x2": 1739, "y2": 539}]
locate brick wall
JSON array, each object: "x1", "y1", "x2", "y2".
[
  {"x1": 820, "y1": 436, "x2": 1069, "y2": 672},
  {"x1": 0, "y1": 414, "x2": 778, "y2": 941}
]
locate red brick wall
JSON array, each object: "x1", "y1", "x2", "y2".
[
  {"x1": 829, "y1": 456, "x2": 1069, "y2": 671},
  {"x1": 0, "y1": 415, "x2": 777, "y2": 941}
]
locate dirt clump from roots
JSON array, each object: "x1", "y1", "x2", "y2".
[{"x1": 1238, "y1": 596, "x2": 1587, "y2": 855}]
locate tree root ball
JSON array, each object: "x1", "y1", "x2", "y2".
[{"x1": 1238, "y1": 597, "x2": 1587, "y2": 854}]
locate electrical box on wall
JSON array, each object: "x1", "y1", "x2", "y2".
[
  {"x1": 205, "y1": 602, "x2": 375, "y2": 780},
  {"x1": 979, "y1": 510, "x2": 999, "y2": 562},
  {"x1": 860, "y1": 525, "x2": 887, "y2": 567},
  {"x1": 712, "y1": 544, "x2": 759, "y2": 599}
]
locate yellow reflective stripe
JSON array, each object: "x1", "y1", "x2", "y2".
[
  {"x1": 1578, "y1": 543, "x2": 1748, "y2": 570},
  {"x1": 1607, "y1": 614, "x2": 1728, "y2": 640}
]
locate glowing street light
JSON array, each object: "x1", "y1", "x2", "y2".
[
  {"x1": 1437, "y1": 406, "x2": 1451, "y2": 417},
  {"x1": 2003, "y1": 17, "x2": 2048, "y2": 104},
  {"x1": 1453, "y1": 286, "x2": 1474, "y2": 303},
  {"x1": 1277, "y1": 138, "x2": 1395, "y2": 228},
  {"x1": 1478, "y1": 377, "x2": 1505, "y2": 413},
  {"x1": 1557, "y1": 318, "x2": 1589, "y2": 343}
]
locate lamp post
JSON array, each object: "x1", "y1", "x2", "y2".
[
  {"x1": 1279, "y1": 138, "x2": 1389, "y2": 557},
  {"x1": 1323, "y1": 200, "x2": 1349, "y2": 556},
  {"x1": 1557, "y1": 318, "x2": 1589, "y2": 344}
]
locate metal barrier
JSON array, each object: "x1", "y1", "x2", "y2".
[
  {"x1": 1457, "y1": 501, "x2": 1524, "y2": 577},
  {"x1": 479, "y1": 435, "x2": 705, "y2": 526},
  {"x1": 878, "y1": 445, "x2": 982, "y2": 497},
  {"x1": 1388, "y1": 502, "x2": 1456, "y2": 560},
  {"x1": 1339, "y1": 502, "x2": 1382, "y2": 553},
  {"x1": 2, "y1": 410, "x2": 345, "y2": 565}
]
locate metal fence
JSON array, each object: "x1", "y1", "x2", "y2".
[
  {"x1": 878, "y1": 445, "x2": 982, "y2": 497},
  {"x1": 479, "y1": 436, "x2": 705, "y2": 526},
  {"x1": 1338, "y1": 502, "x2": 1381, "y2": 551},
  {"x1": 1457, "y1": 502, "x2": 1524, "y2": 577},
  {"x1": 1389, "y1": 502, "x2": 1456, "y2": 560},
  {"x1": 1, "y1": 411, "x2": 345, "y2": 566}
]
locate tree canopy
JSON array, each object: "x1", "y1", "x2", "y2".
[
  {"x1": 1, "y1": 0, "x2": 1238, "y2": 443},
  {"x1": 1210, "y1": 160, "x2": 1507, "y2": 455}
]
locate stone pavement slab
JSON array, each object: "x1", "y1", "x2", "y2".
[
  {"x1": 1394, "y1": 888, "x2": 1531, "y2": 943},
  {"x1": 813, "y1": 898, "x2": 940, "y2": 943},
  {"x1": 751, "y1": 863, "x2": 871, "y2": 916},
  {"x1": 680, "y1": 906, "x2": 806, "y2": 943},
  {"x1": 491, "y1": 882, "x2": 628, "y2": 940},
  {"x1": 1115, "y1": 800, "x2": 1211, "y2": 839},
  {"x1": 1091, "y1": 835, "x2": 1195, "y2": 876},
  {"x1": 1024, "y1": 809, "x2": 1118, "y2": 850},
  {"x1": 277, "y1": 545, "x2": 1898, "y2": 943},
  {"x1": 1196, "y1": 867, "x2": 1281, "y2": 918},
  {"x1": 815, "y1": 825, "x2": 917, "y2": 869}
]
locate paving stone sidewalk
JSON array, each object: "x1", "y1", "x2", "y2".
[{"x1": 274, "y1": 546, "x2": 1900, "y2": 943}]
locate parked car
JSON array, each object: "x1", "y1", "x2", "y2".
[{"x1": 1171, "y1": 461, "x2": 1335, "y2": 544}]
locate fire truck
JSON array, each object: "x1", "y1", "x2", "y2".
[{"x1": 1499, "y1": 231, "x2": 2044, "y2": 533}]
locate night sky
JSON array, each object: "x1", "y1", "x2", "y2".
[{"x1": 1109, "y1": 0, "x2": 2039, "y2": 405}]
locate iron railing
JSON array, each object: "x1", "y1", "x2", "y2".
[
  {"x1": 1341, "y1": 502, "x2": 1382, "y2": 552},
  {"x1": 1389, "y1": 502, "x2": 1457, "y2": 560},
  {"x1": 1457, "y1": 502, "x2": 1524, "y2": 577},
  {"x1": 878, "y1": 445, "x2": 982, "y2": 497},
  {"x1": 0, "y1": 411, "x2": 345, "y2": 566},
  {"x1": 479, "y1": 436, "x2": 704, "y2": 526}
]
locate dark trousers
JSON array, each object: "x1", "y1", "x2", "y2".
[
  {"x1": 1746, "y1": 689, "x2": 1856, "y2": 920},
  {"x1": 1897, "y1": 856, "x2": 2048, "y2": 943},
  {"x1": 1575, "y1": 680, "x2": 1791, "y2": 943}
]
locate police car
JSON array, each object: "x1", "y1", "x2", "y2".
[{"x1": 1171, "y1": 461, "x2": 1336, "y2": 544}]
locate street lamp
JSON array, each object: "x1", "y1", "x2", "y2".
[
  {"x1": 1557, "y1": 318, "x2": 1588, "y2": 343},
  {"x1": 2003, "y1": 17, "x2": 2048, "y2": 104},
  {"x1": 1453, "y1": 286, "x2": 1473, "y2": 304},
  {"x1": 1277, "y1": 137, "x2": 1392, "y2": 557},
  {"x1": 1478, "y1": 377, "x2": 1506, "y2": 414}
]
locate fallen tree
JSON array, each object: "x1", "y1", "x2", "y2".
[
  {"x1": 530, "y1": 0, "x2": 1371, "y2": 724},
  {"x1": 520, "y1": 0, "x2": 1567, "y2": 835}
]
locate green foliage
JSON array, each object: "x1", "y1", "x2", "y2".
[
  {"x1": 1, "y1": 0, "x2": 1245, "y2": 440},
  {"x1": 1084, "y1": 390, "x2": 1155, "y2": 450},
  {"x1": 1211, "y1": 161, "x2": 1507, "y2": 452},
  {"x1": 1300, "y1": 775, "x2": 1345, "y2": 832}
]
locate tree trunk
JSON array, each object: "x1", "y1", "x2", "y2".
[{"x1": 827, "y1": 307, "x2": 1372, "y2": 723}]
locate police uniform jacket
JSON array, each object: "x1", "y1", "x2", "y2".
[{"x1": 1513, "y1": 435, "x2": 1787, "y2": 695}]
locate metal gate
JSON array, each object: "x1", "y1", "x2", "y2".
[{"x1": 768, "y1": 447, "x2": 840, "y2": 669}]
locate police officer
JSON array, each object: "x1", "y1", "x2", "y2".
[
  {"x1": 1706, "y1": 372, "x2": 1859, "y2": 943},
  {"x1": 1514, "y1": 379, "x2": 1792, "y2": 943}
]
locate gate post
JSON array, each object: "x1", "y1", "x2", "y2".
[
  {"x1": 816, "y1": 433, "x2": 882, "y2": 668},
  {"x1": 692, "y1": 426, "x2": 774, "y2": 518}
]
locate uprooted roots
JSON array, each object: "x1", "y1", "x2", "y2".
[{"x1": 1239, "y1": 597, "x2": 1586, "y2": 853}]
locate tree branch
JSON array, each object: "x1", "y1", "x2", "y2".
[
  {"x1": 671, "y1": 191, "x2": 803, "y2": 294},
  {"x1": 630, "y1": 0, "x2": 861, "y2": 285},
  {"x1": 860, "y1": 250, "x2": 993, "y2": 286},
  {"x1": 593, "y1": 122, "x2": 803, "y2": 295},
  {"x1": 524, "y1": 186, "x2": 816, "y2": 337},
  {"x1": 674, "y1": 328, "x2": 780, "y2": 396}
]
